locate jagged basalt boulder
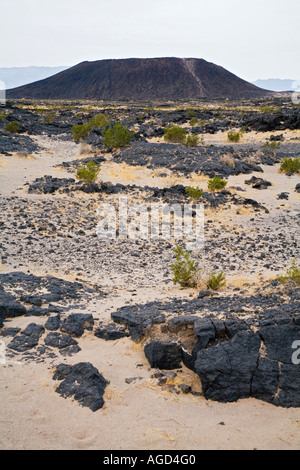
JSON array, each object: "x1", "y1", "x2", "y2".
[
  {"x1": 0, "y1": 287, "x2": 27, "y2": 323},
  {"x1": 245, "y1": 176, "x2": 272, "y2": 189},
  {"x1": 44, "y1": 331, "x2": 81, "y2": 356},
  {"x1": 45, "y1": 314, "x2": 61, "y2": 331},
  {"x1": 60, "y1": 313, "x2": 94, "y2": 337},
  {"x1": 195, "y1": 330, "x2": 261, "y2": 402},
  {"x1": 189, "y1": 316, "x2": 300, "y2": 407},
  {"x1": 111, "y1": 304, "x2": 165, "y2": 341},
  {"x1": 94, "y1": 322, "x2": 129, "y2": 341},
  {"x1": 8, "y1": 323, "x2": 45, "y2": 352},
  {"x1": 144, "y1": 340, "x2": 182, "y2": 370},
  {"x1": 53, "y1": 362, "x2": 109, "y2": 411}
]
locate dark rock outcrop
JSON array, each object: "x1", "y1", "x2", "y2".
[
  {"x1": 144, "y1": 340, "x2": 182, "y2": 370},
  {"x1": 195, "y1": 330, "x2": 261, "y2": 402},
  {"x1": 60, "y1": 313, "x2": 94, "y2": 337},
  {"x1": 53, "y1": 362, "x2": 109, "y2": 411},
  {"x1": 183, "y1": 315, "x2": 300, "y2": 407},
  {"x1": 111, "y1": 304, "x2": 165, "y2": 341},
  {"x1": 94, "y1": 322, "x2": 129, "y2": 341},
  {"x1": 8, "y1": 323, "x2": 45, "y2": 352},
  {"x1": 44, "y1": 331, "x2": 81, "y2": 356}
]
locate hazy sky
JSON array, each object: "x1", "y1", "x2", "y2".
[{"x1": 1, "y1": 0, "x2": 299, "y2": 81}]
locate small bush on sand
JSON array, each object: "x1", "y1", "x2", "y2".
[
  {"x1": 227, "y1": 131, "x2": 241, "y2": 142},
  {"x1": 280, "y1": 157, "x2": 300, "y2": 174},
  {"x1": 164, "y1": 125, "x2": 187, "y2": 144},
  {"x1": 6, "y1": 121, "x2": 21, "y2": 133},
  {"x1": 206, "y1": 271, "x2": 226, "y2": 290},
  {"x1": 185, "y1": 186, "x2": 204, "y2": 201},
  {"x1": 261, "y1": 140, "x2": 281, "y2": 152},
  {"x1": 44, "y1": 112, "x2": 56, "y2": 124},
  {"x1": 72, "y1": 113, "x2": 111, "y2": 141},
  {"x1": 277, "y1": 260, "x2": 300, "y2": 286},
  {"x1": 190, "y1": 117, "x2": 199, "y2": 126},
  {"x1": 207, "y1": 176, "x2": 227, "y2": 192},
  {"x1": 171, "y1": 246, "x2": 199, "y2": 288},
  {"x1": 76, "y1": 161, "x2": 101, "y2": 184},
  {"x1": 72, "y1": 123, "x2": 91, "y2": 141},
  {"x1": 89, "y1": 113, "x2": 111, "y2": 128},
  {"x1": 103, "y1": 122, "x2": 133, "y2": 149},
  {"x1": 185, "y1": 134, "x2": 199, "y2": 147}
]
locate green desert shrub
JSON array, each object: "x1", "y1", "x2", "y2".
[
  {"x1": 170, "y1": 246, "x2": 199, "y2": 288},
  {"x1": 227, "y1": 131, "x2": 241, "y2": 142},
  {"x1": 89, "y1": 113, "x2": 111, "y2": 128},
  {"x1": 206, "y1": 271, "x2": 226, "y2": 290},
  {"x1": 190, "y1": 117, "x2": 199, "y2": 126},
  {"x1": 187, "y1": 108, "x2": 196, "y2": 117},
  {"x1": 185, "y1": 134, "x2": 199, "y2": 147},
  {"x1": 262, "y1": 140, "x2": 281, "y2": 150},
  {"x1": 261, "y1": 106, "x2": 281, "y2": 114},
  {"x1": 6, "y1": 121, "x2": 21, "y2": 133},
  {"x1": 185, "y1": 186, "x2": 204, "y2": 201},
  {"x1": 277, "y1": 260, "x2": 300, "y2": 286},
  {"x1": 76, "y1": 161, "x2": 101, "y2": 184},
  {"x1": 207, "y1": 176, "x2": 227, "y2": 192},
  {"x1": 72, "y1": 123, "x2": 91, "y2": 141},
  {"x1": 164, "y1": 125, "x2": 187, "y2": 144},
  {"x1": 44, "y1": 111, "x2": 56, "y2": 123},
  {"x1": 261, "y1": 141, "x2": 281, "y2": 153},
  {"x1": 102, "y1": 122, "x2": 133, "y2": 149},
  {"x1": 0, "y1": 111, "x2": 8, "y2": 120},
  {"x1": 280, "y1": 157, "x2": 300, "y2": 174},
  {"x1": 72, "y1": 113, "x2": 111, "y2": 141}
]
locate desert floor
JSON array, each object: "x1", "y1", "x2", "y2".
[{"x1": 0, "y1": 124, "x2": 300, "y2": 451}]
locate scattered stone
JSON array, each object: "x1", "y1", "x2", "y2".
[
  {"x1": 45, "y1": 315, "x2": 61, "y2": 331},
  {"x1": 0, "y1": 327, "x2": 21, "y2": 337},
  {"x1": 144, "y1": 340, "x2": 182, "y2": 370},
  {"x1": 277, "y1": 192, "x2": 289, "y2": 200},
  {"x1": 53, "y1": 362, "x2": 109, "y2": 412},
  {"x1": 44, "y1": 332, "x2": 81, "y2": 356},
  {"x1": 8, "y1": 323, "x2": 45, "y2": 352},
  {"x1": 245, "y1": 176, "x2": 272, "y2": 189},
  {"x1": 60, "y1": 313, "x2": 94, "y2": 337},
  {"x1": 94, "y1": 322, "x2": 129, "y2": 341},
  {"x1": 198, "y1": 290, "x2": 217, "y2": 298},
  {"x1": 111, "y1": 304, "x2": 165, "y2": 341},
  {"x1": 178, "y1": 384, "x2": 192, "y2": 394},
  {"x1": 0, "y1": 295, "x2": 27, "y2": 322},
  {"x1": 125, "y1": 377, "x2": 144, "y2": 384}
]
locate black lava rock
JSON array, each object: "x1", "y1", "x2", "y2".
[
  {"x1": 94, "y1": 322, "x2": 129, "y2": 341},
  {"x1": 45, "y1": 315, "x2": 61, "y2": 331},
  {"x1": 53, "y1": 362, "x2": 109, "y2": 411},
  {"x1": 60, "y1": 313, "x2": 94, "y2": 337},
  {"x1": 195, "y1": 330, "x2": 261, "y2": 402},
  {"x1": 8, "y1": 323, "x2": 45, "y2": 352},
  {"x1": 44, "y1": 331, "x2": 81, "y2": 356},
  {"x1": 144, "y1": 340, "x2": 182, "y2": 370},
  {"x1": 111, "y1": 304, "x2": 165, "y2": 341}
]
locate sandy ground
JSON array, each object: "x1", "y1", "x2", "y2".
[{"x1": 0, "y1": 133, "x2": 300, "y2": 450}]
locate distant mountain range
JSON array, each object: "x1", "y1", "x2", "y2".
[
  {"x1": 0, "y1": 66, "x2": 69, "y2": 90},
  {"x1": 5, "y1": 58, "x2": 273, "y2": 101},
  {"x1": 251, "y1": 79, "x2": 297, "y2": 92}
]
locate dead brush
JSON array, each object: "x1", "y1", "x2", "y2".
[
  {"x1": 219, "y1": 154, "x2": 236, "y2": 168},
  {"x1": 78, "y1": 142, "x2": 93, "y2": 155}
]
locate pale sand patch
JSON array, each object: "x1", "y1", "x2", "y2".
[
  {"x1": 1, "y1": 333, "x2": 300, "y2": 450},
  {"x1": 100, "y1": 160, "x2": 209, "y2": 189},
  {"x1": 0, "y1": 135, "x2": 80, "y2": 196}
]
